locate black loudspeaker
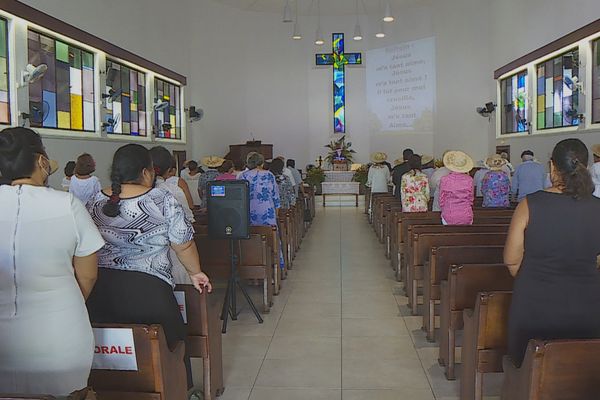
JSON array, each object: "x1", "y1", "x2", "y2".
[{"x1": 207, "y1": 180, "x2": 250, "y2": 239}]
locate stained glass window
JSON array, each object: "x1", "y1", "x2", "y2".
[
  {"x1": 154, "y1": 77, "x2": 181, "y2": 139},
  {"x1": 500, "y1": 71, "x2": 528, "y2": 134},
  {"x1": 592, "y1": 39, "x2": 600, "y2": 124},
  {"x1": 536, "y1": 49, "x2": 580, "y2": 130},
  {"x1": 104, "y1": 60, "x2": 147, "y2": 136},
  {"x1": 27, "y1": 29, "x2": 95, "y2": 131},
  {"x1": 0, "y1": 18, "x2": 9, "y2": 125}
]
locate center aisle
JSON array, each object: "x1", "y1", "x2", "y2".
[{"x1": 208, "y1": 201, "x2": 468, "y2": 400}]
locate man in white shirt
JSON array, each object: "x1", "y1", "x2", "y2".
[
  {"x1": 286, "y1": 159, "x2": 304, "y2": 196},
  {"x1": 591, "y1": 144, "x2": 600, "y2": 198}
]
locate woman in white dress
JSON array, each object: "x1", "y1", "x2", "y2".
[
  {"x1": 181, "y1": 160, "x2": 202, "y2": 206},
  {"x1": 61, "y1": 160, "x2": 76, "y2": 191},
  {"x1": 367, "y1": 152, "x2": 391, "y2": 193},
  {"x1": 0, "y1": 127, "x2": 104, "y2": 397},
  {"x1": 69, "y1": 153, "x2": 102, "y2": 204}
]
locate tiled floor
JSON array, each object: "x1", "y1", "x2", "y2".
[{"x1": 195, "y1": 199, "x2": 502, "y2": 399}]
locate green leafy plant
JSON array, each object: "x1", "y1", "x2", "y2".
[
  {"x1": 352, "y1": 165, "x2": 369, "y2": 186},
  {"x1": 305, "y1": 167, "x2": 326, "y2": 188},
  {"x1": 324, "y1": 135, "x2": 355, "y2": 165}
]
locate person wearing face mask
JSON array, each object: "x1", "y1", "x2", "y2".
[
  {"x1": 0, "y1": 127, "x2": 105, "y2": 398},
  {"x1": 85, "y1": 144, "x2": 212, "y2": 390}
]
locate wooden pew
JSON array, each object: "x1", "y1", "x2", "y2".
[
  {"x1": 371, "y1": 194, "x2": 396, "y2": 232},
  {"x1": 0, "y1": 396, "x2": 55, "y2": 399},
  {"x1": 368, "y1": 193, "x2": 393, "y2": 224},
  {"x1": 277, "y1": 209, "x2": 292, "y2": 275},
  {"x1": 89, "y1": 324, "x2": 187, "y2": 400},
  {"x1": 194, "y1": 231, "x2": 274, "y2": 312},
  {"x1": 423, "y1": 245, "x2": 505, "y2": 341},
  {"x1": 174, "y1": 286, "x2": 224, "y2": 400},
  {"x1": 461, "y1": 291, "x2": 512, "y2": 400},
  {"x1": 375, "y1": 197, "x2": 401, "y2": 243},
  {"x1": 438, "y1": 264, "x2": 513, "y2": 380},
  {"x1": 501, "y1": 339, "x2": 600, "y2": 400},
  {"x1": 407, "y1": 230, "x2": 508, "y2": 314},
  {"x1": 250, "y1": 226, "x2": 281, "y2": 295}
]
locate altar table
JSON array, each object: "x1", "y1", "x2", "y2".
[{"x1": 321, "y1": 182, "x2": 360, "y2": 207}]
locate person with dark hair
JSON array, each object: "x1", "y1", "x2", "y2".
[
  {"x1": 149, "y1": 146, "x2": 195, "y2": 222},
  {"x1": 511, "y1": 149, "x2": 546, "y2": 201},
  {"x1": 271, "y1": 158, "x2": 296, "y2": 209},
  {"x1": 86, "y1": 143, "x2": 211, "y2": 389},
  {"x1": 61, "y1": 160, "x2": 76, "y2": 191},
  {"x1": 216, "y1": 160, "x2": 236, "y2": 180},
  {"x1": 590, "y1": 144, "x2": 600, "y2": 198},
  {"x1": 0, "y1": 127, "x2": 104, "y2": 397},
  {"x1": 392, "y1": 148, "x2": 414, "y2": 199},
  {"x1": 504, "y1": 138, "x2": 600, "y2": 368},
  {"x1": 400, "y1": 154, "x2": 430, "y2": 212},
  {"x1": 239, "y1": 152, "x2": 281, "y2": 226},
  {"x1": 69, "y1": 153, "x2": 101, "y2": 205},
  {"x1": 181, "y1": 160, "x2": 202, "y2": 206}
]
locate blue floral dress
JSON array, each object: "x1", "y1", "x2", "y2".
[
  {"x1": 481, "y1": 170, "x2": 510, "y2": 208},
  {"x1": 239, "y1": 169, "x2": 281, "y2": 226},
  {"x1": 276, "y1": 175, "x2": 296, "y2": 209}
]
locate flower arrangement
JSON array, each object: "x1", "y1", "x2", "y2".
[
  {"x1": 324, "y1": 135, "x2": 355, "y2": 165},
  {"x1": 352, "y1": 165, "x2": 369, "y2": 186}
]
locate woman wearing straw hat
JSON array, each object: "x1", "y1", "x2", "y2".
[
  {"x1": 590, "y1": 144, "x2": 600, "y2": 198},
  {"x1": 481, "y1": 154, "x2": 511, "y2": 208},
  {"x1": 197, "y1": 155, "x2": 225, "y2": 208},
  {"x1": 367, "y1": 152, "x2": 391, "y2": 194},
  {"x1": 439, "y1": 151, "x2": 474, "y2": 225}
]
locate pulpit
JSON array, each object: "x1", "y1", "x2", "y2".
[{"x1": 226, "y1": 142, "x2": 273, "y2": 167}]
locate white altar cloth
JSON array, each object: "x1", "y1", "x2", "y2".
[{"x1": 324, "y1": 171, "x2": 355, "y2": 182}]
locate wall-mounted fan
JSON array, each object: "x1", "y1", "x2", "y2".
[
  {"x1": 102, "y1": 113, "x2": 121, "y2": 132},
  {"x1": 20, "y1": 64, "x2": 48, "y2": 86},
  {"x1": 153, "y1": 99, "x2": 169, "y2": 112},
  {"x1": 187, "y1": 106, "x2": 204, "y2": 123},
  {"x1": 476, "y1": 102, "x2": 496, "y2": 118}
]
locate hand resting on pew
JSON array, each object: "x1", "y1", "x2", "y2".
[{"x1": 171, "y1": 239, "x2": 213, "y2": 293}]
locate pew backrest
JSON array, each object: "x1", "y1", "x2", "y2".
[
  {"x1": 449, "y1": 264, "x2": 513, "y2": 310},
  {"x1": 413, "y1": 233, "x2": 508, "y2": 266},
  {"x1": 472, "y1": 291, "x2": 512, "y2": 351},
  {"x1": 431, "y1": 245, "x2": 505, "y2": 285}
]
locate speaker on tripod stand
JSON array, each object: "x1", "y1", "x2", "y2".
[{"x1": 207, "y1": 180, "x2": 263, "y2": 333}]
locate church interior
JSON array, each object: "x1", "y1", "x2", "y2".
[{"x1": 1, "y1": 0, "x2": 600, "y2": 399}]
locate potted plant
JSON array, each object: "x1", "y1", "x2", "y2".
[
  {"x1": 305, "y1": 167, "x2": 326, "y2": 194},
  {"x1": 324, "y1": 136, "x2": 355, "y2": 170},
  {"x1": 352, "y1": 165, "x2": 369, "y2": 194}
]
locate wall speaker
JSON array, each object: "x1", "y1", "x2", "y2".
[{"x1": 207, "y1": 180, "x2": 250, "y2": 239}]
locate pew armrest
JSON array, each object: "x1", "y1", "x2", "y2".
[{"x1": 501, "y1": 344, "x2": 538, "y2": 400}]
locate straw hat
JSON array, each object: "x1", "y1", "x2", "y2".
[
  {"x1": 485, "y1": 154, "x2": 507, "y2": 171},
  {"x1": 394, "y1": 158, "x2": 404, "y2": 166},
  {"x1": 421, "y1": 155, "x2": 434, "y2": 165},
  {"x1": 443, "y1": 151, "x2": 474, "y2": 173},
  {"x1": 371, "y1": 152, "x2": 388, "y2": 163},
  {"x1": 592, "y1": 144, "x2": 600, "y2": 158},
  {"x1": 202, "y1": 156, "x2": 225, "y2": 168}
]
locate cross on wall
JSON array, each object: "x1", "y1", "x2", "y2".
[{"x1": 315, "y1": 33, "x2": 362, "y2": 134}]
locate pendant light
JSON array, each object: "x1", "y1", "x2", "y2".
[
  {"x1": 283, "y1": 0, "x2": 293, "y2": 23},
  {"x1": 315, "y1": 0, "x2": 324, "y2": 45},
  {"x1": 383, "y1": 1, "x2": 394, "y2": 22},
  {"x1": 375, "y1": 21, "x2": 386, "y2": 38},
  {"x1": 292, "y1": 0, "x2": 302, "y2": 39},
  {"x1": 353, "y1": 0, "x2": 362, "y2": 41}
]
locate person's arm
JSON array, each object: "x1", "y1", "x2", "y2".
[
  {"x1": 73, "y1": 253, "x2": 98, "y2": 300},
  {"x1": 504, "y1": 199, "x2": 529, "y2": 276},
  {"x1": 367, "y1": 168, "x2": 374, "y2": 187},
  {"x1": 171, "y1": 240, "x2": 212, "y2": 293},
  {"x1": 177, "y1": 178, "x2": 194, "y2": 209},
  {"x1": 511, "y1": 168, "x2": 519, "y2": 196},
  {"x1": 439, "y1": 178, "x2": 447, "y2": 208}
]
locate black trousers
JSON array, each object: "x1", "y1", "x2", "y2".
[{"x1": 87, "y1": 268, "x2": 193, "y2": 388}]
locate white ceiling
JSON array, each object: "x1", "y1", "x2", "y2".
[{"x1": 211, "y1": 0, "x2": 428, "y2": 16}]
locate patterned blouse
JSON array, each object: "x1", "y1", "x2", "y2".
[
  {"x1": 87, "y1": 188, "x2": 195, "y2": 287},
  {"x1": 439, "y1": 172, "x2": 474, "y2": 225},
  {"x1": 197, "y1": 169, "x2": 220, "y2": 207},
  {"x1": 276, "y1": 174, "x2": 296, "y2": 209},
  {"x1": 239, "y1": 169, "x2": 281, "y2": 226},
  {"x1": 481, "y1": 170, "x2": 510, "y2": 208},
  {"x1": 400, "y1": 170, "x2": 430, "y2": 212}
]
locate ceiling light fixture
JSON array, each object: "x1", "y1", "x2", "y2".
[
  {"x1": 283, "y1": 0, "x2": 293, "y2": 23},
  {"x1": 376, "y1": 21, "x2": 386, "y2": 38},
  {"x1": 383, "y1": 1, "x2": 394, "y2": 22},
  {"x1": 292, "y1": 0, "x2": 302, "y2": 39},
  {"x1": 315, "y1": 0, "x2": 324, "y2": 45},
  {"x1": 353, "y1": 0, "x2": 362, "y2": 41}
]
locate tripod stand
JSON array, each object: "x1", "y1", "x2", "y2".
[{"x1": 220, "y1": 238, "x2": 263, "y2": 333}]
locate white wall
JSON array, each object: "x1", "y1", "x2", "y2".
[
  {"x1": 19, "y1": 0, "x2": 195, "y2": 188},
  {"x1": 490, "y1": 0, "x2": 600, "y2": 166}
]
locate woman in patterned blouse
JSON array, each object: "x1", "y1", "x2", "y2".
[
  {"x1": 400, "y1": 154, "x2": 430, "y2": 212},
  {"x1": 439, "y1": 151, "x2": 475, "y2": 225},
  {"x1": 270, "y1": 158, "x2": 296, "y2": 209},
  {"x1": 238, "y1": 152, "x2": 281, "y2": 226},
  {"x1": 481, "y1": 154, "x2": 511, "y2": 208}
]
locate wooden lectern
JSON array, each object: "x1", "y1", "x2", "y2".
[{"x1": 226, "y1": 142, "x2": 273, "y2": 168}]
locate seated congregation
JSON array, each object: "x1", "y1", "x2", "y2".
[
  {"x1": 0, "y1": 127, "x2": 314, "y2": 399},
  {"x1": 367, "y1": 138, "x2": 600, "y2": 399}
]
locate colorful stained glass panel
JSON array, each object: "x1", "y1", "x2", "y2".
[
  {"x1": 105, "y1": 60, "x2": 147, "y2": 136},
  {"x1": 27, "y1": 30, "x2": 95, "y2": 131},
  {"x1": 0, "y1": 18, "x2": 10, "y2": 125},
  {"x1": 500, "y1": 70, "x2": 528, "y2": 134},
  {"x1": 593, "y1": 39, "x2": 600, "y2": 124},
  {"x1": 154, "y1": 77, "x2": 181, "y2": 139},
  {"x1": 535, "y1": 49, "x2": 579, "y2": 130}
]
